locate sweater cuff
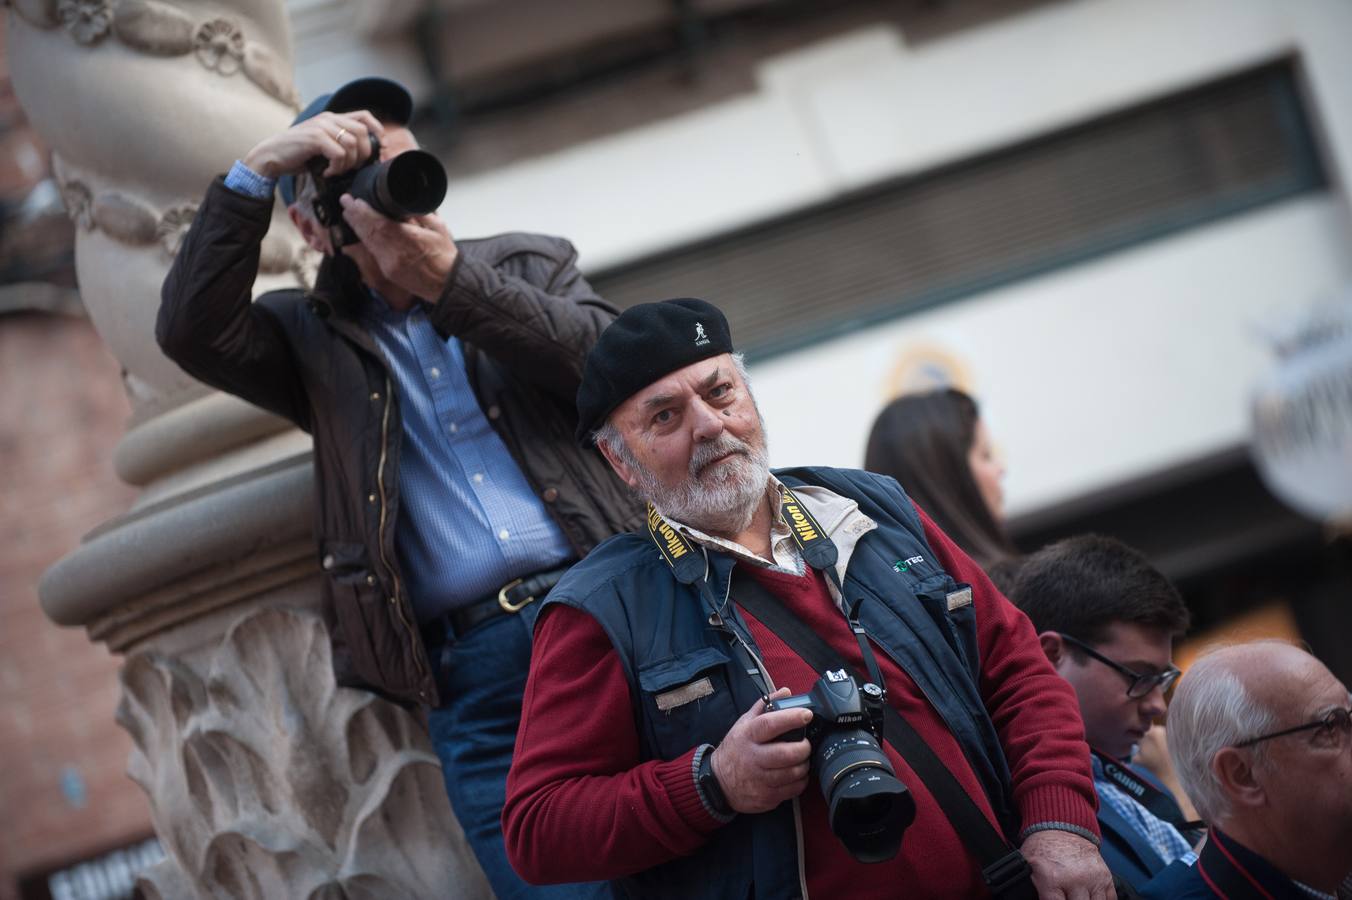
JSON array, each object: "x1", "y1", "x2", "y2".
[
  {"x1": 1016, "y1": 784, "x2": 1101, "y2": 847},
  {"x1": 656, "y1": 747, "x2": 728, "y2": 835}
]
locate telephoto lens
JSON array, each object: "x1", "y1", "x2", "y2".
[
  {"x1": 814, "y1": 724, "x2": 915, "y2": 863},
  {"x1": 766, "y1": 671, "x2": 916, "y2": 862},
  {"x1": 350, "y1": 150, "x2": 448, "y2": 219}
]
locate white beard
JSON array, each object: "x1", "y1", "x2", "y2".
[{"x1": 632, "y1": 432, "x2": 771, "y2": 537}]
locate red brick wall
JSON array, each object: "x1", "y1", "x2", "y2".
[{"x1": 0, "y1": 312, "x2": 151, "y2": 900}]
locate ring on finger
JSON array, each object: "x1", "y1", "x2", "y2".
[{"x1": 335, "y1": 127, "x2": 349, "y2": 142}]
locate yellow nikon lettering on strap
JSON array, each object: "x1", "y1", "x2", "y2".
[
  {"x1": 647, "y1": 504, "x2": 689, "y2": 560},
  {"x1": 784, "y1": 503, "x2": 819, "y2": 543}
]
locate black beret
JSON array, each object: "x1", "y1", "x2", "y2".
[
  {"x1": 279, "y1": 77, "x2": 414, "y2": 206},
  {"x1": 576, "y1": 298, "x2": 734, "y2": 444}
]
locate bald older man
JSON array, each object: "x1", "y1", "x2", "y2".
[{"x1": 1143, "y1": 641, "x2": 1352, "y2": 899}]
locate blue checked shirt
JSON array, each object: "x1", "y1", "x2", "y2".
[
  {"x1": 225, "y1": 160, "x2": 277, "y2": 198},
  {"x1": 1092, "y1": 755, "x2": 1197, "y2": 870},
  {"x1": 225, "y1": 161, "x2": 574, "y2": 620}
]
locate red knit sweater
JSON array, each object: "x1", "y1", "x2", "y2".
[{"x1": 503, "y1": 506, "x2": 1098, "y2": 896}]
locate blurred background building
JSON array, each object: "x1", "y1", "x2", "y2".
[{"x1": 2, "y1": 0, "x2": 1349, "y2": 897}]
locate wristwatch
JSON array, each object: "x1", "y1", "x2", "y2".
[{"x1": 695, "y1": 744, "x2": 734, "y2": 820}]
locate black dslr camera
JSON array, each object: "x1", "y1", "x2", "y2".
[
  {"x1": 306, "y1": 134, "x2": 448, "y2": 246},
  {"x1": 766, "y1": 669, "x2": 915, "y2": 862}
]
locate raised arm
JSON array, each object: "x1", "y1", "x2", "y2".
[
  {"x1": 336, "y1": 193, "x2": 614, "y2": 405},
  {"x1": 425, "y1": 233, "x2": 617, "y2": 398},
  {"x1": 157, "y1": 178, "x2": 313, "y2": 429},
  {"x1": 157, "y1": 110, "x2": 386, "y2": 428}
]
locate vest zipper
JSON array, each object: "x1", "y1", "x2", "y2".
[{"x1": 375, "y1": 374, "x2": 427, "y2": 692}]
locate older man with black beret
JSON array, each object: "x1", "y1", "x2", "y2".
[{"x1": 503, "y1": 298, "x2": 1115, "y2": 899}]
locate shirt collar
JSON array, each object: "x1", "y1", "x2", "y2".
[
  {"x1": 658, "y1": 474, "x2": 878, "y2": 594},
  {"x1": 661, "y1": 475, "x2": 800, "y2": 573},
  {"x1": 363, "y1": 288, "x2": 410, "y2": 325}
]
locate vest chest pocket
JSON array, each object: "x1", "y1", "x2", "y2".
[
  {"x1": 637, "y1": 645, "x2": 741, "y2": 760},
  {"x1": 910, "y1": 572, "x2": 980, "y2": 682}
]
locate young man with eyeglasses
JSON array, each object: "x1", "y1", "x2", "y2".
[
  {"x1": 1007, "y1": 534, "x2": 1199, "y2": 892},
  {"x1": 1142, "y1": 641, "x2": 1352, "y2": 899}
]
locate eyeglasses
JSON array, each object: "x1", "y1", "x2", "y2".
[
  {"x1": 1059, "y1": 633, "x2": 1181, "y2": 700},
  {"x1": 1233, "y1": 706, "x2": 1352, "y2": 749}
]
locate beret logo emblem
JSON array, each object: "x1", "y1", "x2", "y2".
[{"x1": 694, "y1": 322, "x2": 710, "y2": 346}]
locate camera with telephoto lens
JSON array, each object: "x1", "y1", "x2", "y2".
[
  {"x1": 765, "y1": 669, "x2": 916, "y2": 863},
  {"x1": 305, "y1": 134, "x2": 448, "y2": 246}
]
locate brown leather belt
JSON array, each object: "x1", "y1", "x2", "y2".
[{"x1": 443, "y1": 563, "x2": 573, "y2": 638}]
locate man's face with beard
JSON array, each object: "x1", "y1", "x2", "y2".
[{"x1": 598, "y1": 354, "x2": 771, "y2": 538}]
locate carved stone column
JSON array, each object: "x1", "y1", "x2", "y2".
[{"x1": 5, "y1": 1, "x2": 491, "y2": 896}]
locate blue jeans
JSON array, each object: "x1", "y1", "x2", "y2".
[{"x1": 427, "y1": 605, "x2": 613, "y2": 900}]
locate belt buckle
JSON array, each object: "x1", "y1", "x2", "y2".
[{"x1": 497, "y1": 577, "x2": 534, "y2": 613}]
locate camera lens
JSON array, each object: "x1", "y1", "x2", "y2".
[
  {"x1": 843, "y1": 793, "x2": 892, "y2": 825},
  {"x1": 815, "y1": 729, "x2": 915, "y2": 863},
  {"x1": 351, "y1": 150, "x2": 448, "y2": 219}
]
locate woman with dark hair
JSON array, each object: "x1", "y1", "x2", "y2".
[{"x1": 863, "y1": 388, "x2": 1017, "y2": 568}]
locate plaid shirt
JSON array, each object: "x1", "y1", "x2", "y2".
[{"x1": 1092, "y1": 755, "x2": 1197, "y2": 869}]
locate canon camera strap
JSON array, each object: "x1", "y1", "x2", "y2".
[
  {"x1": 1091, "y1": 748, "x2": 1206, "y2": 843},
  {"x1": 646, "y1": 490, "x2": 1036, "y2": 899}
]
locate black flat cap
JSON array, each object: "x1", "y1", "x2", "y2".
[
  {"x1": 278, "y1": 76, "x2": 414, "y2": 206},
  {"x1": 576, "y1": 298, "x2": 734, "y2": 444}
]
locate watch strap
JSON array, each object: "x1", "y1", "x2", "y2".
[{"x1": 693, "y1": 743, "x2": 735, "y2": 822}]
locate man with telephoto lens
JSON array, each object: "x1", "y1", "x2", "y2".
[
  {"x1": 158, "y1": 76, "x2": 640, "y2": 899},
  {"x1": 503, "y1": 298, "x2": 1116, "y2": 899}
]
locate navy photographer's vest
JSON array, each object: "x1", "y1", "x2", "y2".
[{"x1": 541, "y1": 466, "x2": 1015, "y2": 900}]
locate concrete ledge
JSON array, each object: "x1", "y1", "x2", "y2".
[
  {"x1": 39, "y1": 457, "x2": 314, "y2": 628},
  {"x1": 115, "y1": 392, "x2": 296, "y2": 486}
]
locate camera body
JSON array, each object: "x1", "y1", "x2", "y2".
[
  {"x1": 768, "y1": 668, "x2": 884, "y2": 743},
  {"x1": 306, "y1": 134, "x2": 448, "y2": 246},
  {"x1": 766, "y1": 669, "x2": 915, "y2": 863}
]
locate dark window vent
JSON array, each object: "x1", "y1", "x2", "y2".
[{"x1": 591, "y1": 60, "x2": 1326, "y2": 359}]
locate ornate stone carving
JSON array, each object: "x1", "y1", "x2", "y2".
[
  {"x1": 11, "y1": 0, "x2": 490, "y2": 891},
  {"x1": 92, "y1": 192, "x2": 160, "y2": 244},
  {"x1": 112, "y1": 0, "x2": 194, "y2": 55},
  {"x1": 10, "y1": 0, "x2": 298, "y2": 105},
  {"x1": 57, "y1": 177, "x2": 94, "y2": 230},
  {"x1": 243, "y1": 41, "x2": 299, "y2": 109},
  {"x1": 12, "y1": 0, "x2": 59, "y2": 28},
  {"x1": 120, "y1": 608, "x2": 488, "y2": 900},
  {"x1": 156, "y1": 203, "x2": 198, "y2": 256},
  {"x1": 193, "y1": 18, "x2": 245, "y2": 74},
  {"x1": 58, "y1": 0, "x2": 112, "y2": 44},
  {"x1": 40, "y1": 155, "x2": 304, "y2": 263}
]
